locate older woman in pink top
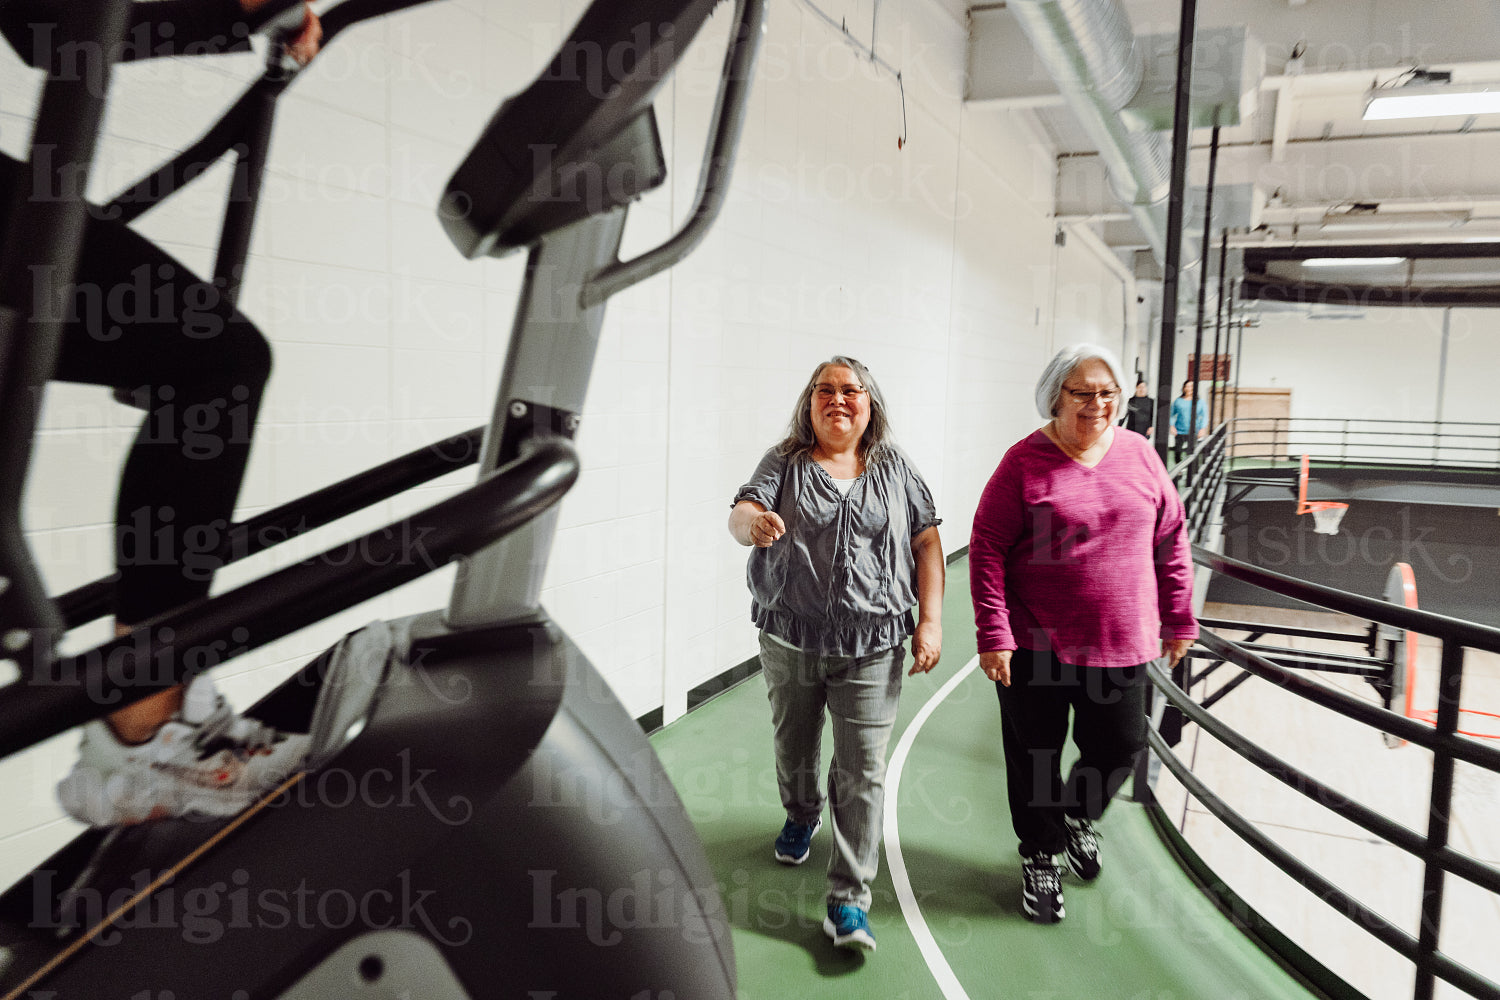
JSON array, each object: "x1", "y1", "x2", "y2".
[{"x1": 969, "y1": 343, "x2": 1197, "y2": 925}]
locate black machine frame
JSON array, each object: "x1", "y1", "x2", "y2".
[{"x1": 0, "y1": 0, "x2": 766, "y2": 996}]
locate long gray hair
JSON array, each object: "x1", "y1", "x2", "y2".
[
  {"x1": 1034, "y1": 343, "x2": 1128, "y2": 418},
  {"x1": 778, "y1": 356, "x2": 893, "y2": 462}
]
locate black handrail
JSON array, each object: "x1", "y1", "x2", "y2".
[
  {"x1": 1145, "y1": 725, "x2": 1500, "y2": 1000},
  {"x1": 0, "y1": 437, "x2": 577, "y2": 757},
  {"x1": 1171, "y1": 422, "x2": 1228, "y2": 543},
  {"x1": 1237, "y1": 417, "x2": 1500, "y2": 428},
  {"x1": 1194, "y1": 546, "x2": 1500, "y2": 654},
  {"x1": 55, "y1": 426, "x2": 484, "y2": 629},
  {"x1": 1187, "y1": 632, "x2": 1500, "y2": 818},
  {"x1": 1162, "y1": 444, "x2": 1500, "y2": 1000}
]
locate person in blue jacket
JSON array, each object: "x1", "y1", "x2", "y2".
[{"x1": 1169, "y1": 379, "x2": 1209, "y2": 463}]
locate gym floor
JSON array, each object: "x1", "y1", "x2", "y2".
[{"x1": 650, "y1": 562, "x2": 1326, "y2": 1000}]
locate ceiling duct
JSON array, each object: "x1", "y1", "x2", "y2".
[{"x1": 1008, "y1": 0, "x2": 1195, "y2": 266}]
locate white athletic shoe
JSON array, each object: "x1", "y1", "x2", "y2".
[{"x1": 57, "y1": 676, "x2": 310, "y2": 827}]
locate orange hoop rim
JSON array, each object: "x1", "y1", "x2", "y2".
[
  {"x1": 1415, "y1": 708, "x2": 1500, "y2": 741},
  {"x1": 1296, "y1": 455, "x2": 1349, "y2": 516}
]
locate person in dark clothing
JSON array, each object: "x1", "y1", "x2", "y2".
[
  {"x1": 1122, "y1": 379, "x2": 1153, "y2": 437},
  {"x1": 1, "y1": 0, "x2": 322, "y2": 825}
]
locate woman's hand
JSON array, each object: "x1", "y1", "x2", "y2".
[
  {"x1": 909, "y1": 621, "x2": 941, "y2": 675},
  {"x1": 748, "y1": 510, "x2": 786, "y2": 548},
  {"x1": 1162, "y1": 637, "x2": 1193, "y2": 668},
  {"x1": 242, "y1": 0, "x2": 323, "y2": 65},
  {"x1": 980, "y1": 649, "x2": 1012, "y2": 686},
  {"x1": 729, "y1": 501, "x2": 784, "y2": 547},
  {"x1": 284, "y1": 5, "x2": 323, "y2": 65}
]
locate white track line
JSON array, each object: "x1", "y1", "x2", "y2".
[{"x1": 883, "y1": 655, "x2": 979, "y2": 1000}]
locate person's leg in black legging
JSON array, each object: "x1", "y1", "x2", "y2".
[
  {"x1": 47, "y1": 215, "x2": 309, "y2": 827},
  {"x1": 995, "y1": 647, "x2": 1072, "y2": 856},
  {"x1": 1062, "y1": 662, "x2": 1150, "y2": 822},
  {"x1": 52, "y1": 216, "x2": 270, "y2": 742}
]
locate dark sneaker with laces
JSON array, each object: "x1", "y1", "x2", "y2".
[
  {"x1": 823, "y1": 903, "x2": 876, "y2": 951},
  {"x1": 1021, "y1": 851, "x2": 1065, "y2": 923},
  {"x1": 1064, "y1": 815, "x2": 1101, "y2": 880},
  {"x1": 773, "y1": 816, "x2": 822, "y2": 864}
]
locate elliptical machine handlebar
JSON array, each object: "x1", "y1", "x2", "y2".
[
  {"x1": 0, "y1": 435, "x2": 579, "y2": 758},
  {"x1": 579, "y1": 0, "x2": 765, "y2": 307},
  {"x1": 104, "y1": 0, "x2": 447, "y2": 229},
  {"x1": 54, "y1": 426, "x2": 486, "y2": 630}
]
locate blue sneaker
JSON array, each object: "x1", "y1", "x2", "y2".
[
  {"x1": 823, "y1": 903, "x2": 876, "y2": 951},
  {"x1": 773, "y1": 816, "x2": 821, "y2": 865}
]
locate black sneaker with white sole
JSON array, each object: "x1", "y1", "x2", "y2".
[
  {"x1": 1021, "y1": 851, "x2": 1064, "y2": 923},
  {"x1": 1063, "y1": 815, "x2": 1101, "y2": 881}
]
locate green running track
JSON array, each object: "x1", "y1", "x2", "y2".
[{"x1": 650, "y1": 556, "x2": 1325, "y2": 1000}]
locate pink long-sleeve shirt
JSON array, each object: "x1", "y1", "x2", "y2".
[{"x1": 970, "y1": 428, "x2": 1198, "y2": 667}]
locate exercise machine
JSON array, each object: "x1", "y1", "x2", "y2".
[{"x1": 0, "y1": 0, "x2": 764, "y2": 995}]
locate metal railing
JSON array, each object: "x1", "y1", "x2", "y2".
[
  {"x1": 1228, "y1": 417, "x2": 1500, "y2": 471},
  {"x1": 1170, "y1": 421, "x2": 1230, "y2": 544},
  {"x1": 1147, "y1": 420, "x2": 1500, "y2": 1000}
]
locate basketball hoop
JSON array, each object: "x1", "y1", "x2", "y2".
[
  {"x1": 1297, "y1": 455, "x2": 1349, "y2": 534},
  {"x1": 1379, "y1": 563, "x2": 1419, "y2": 748},
  {"x1": 1307, "y1": 502, "x2": 1349, "y2": 535},
  {"x1": 1380, "y1": 562, "x2": 1500, "y2": 745}
]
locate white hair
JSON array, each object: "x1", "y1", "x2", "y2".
[{"x1": 1034, "y1": 343, "x2": 1129, "y2": 419}]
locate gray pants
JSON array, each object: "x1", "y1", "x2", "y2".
[{"x1": 759, "y1": 633, "x2": 905, "y2": 911}]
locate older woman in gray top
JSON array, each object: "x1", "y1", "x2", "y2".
[{"x1": 730, "y1": 355, "x2": 944, "y2": 953}]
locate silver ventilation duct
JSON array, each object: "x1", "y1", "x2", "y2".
[{"x1": 1009, "y1": 0, "x2": 1188, "y2": 264}]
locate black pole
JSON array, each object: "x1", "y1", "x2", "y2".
[
  {"x1": 1413, "y1": 641, "x2": 1465, "y2": 1000},
  {"x1": 214, "y1": 72, "x2": 287, "y2": 308},
  {"x1": 0, "y1": 0, "x2": 134, "y2": 664},
  {"x1": 1230, "y1": 281, "x2": 1242, "y2": 446},
  {"x1": 1153, "y1": 0, "x2": 1199, "y2": 469},
  {"x1": 1188, "y1": 123, "x2": 1220, "y2": 487},
  {"x1": 1211, "y1": 229, "x2": 1227, "y2": 427},
  {"x1": 1153, "y1": 0, "x2": 1198, "y2": 751}
]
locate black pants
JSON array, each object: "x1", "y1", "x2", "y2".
[
  {"x1": 9, "y1": 162, "x2": 272, "y2": 625},
  {"x1": 995, "y1": 648, "x2": 1151, "y2": 856}
]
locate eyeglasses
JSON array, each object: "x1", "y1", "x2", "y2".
[
  {"x1": 814, "y1": 384, "x2": 867, "y2": 401},
  {"x1": 1063, "y1": 386, "x2": 1120, "y2": 404}
]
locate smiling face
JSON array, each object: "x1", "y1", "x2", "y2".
[
  {"x1": 1054, "y1": 358, "x2": 1119, "y2": 451},
  {"x1": 809, "y1": 364, "x2": 871, "y2": 452}
]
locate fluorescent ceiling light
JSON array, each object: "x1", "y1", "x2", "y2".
[
  {"x1": 1364, "y1": 83, "x2": 1500, "y2": 120},
  {"x1": 1320, "y1": 209, "x2": 1470, "y2": 232},
  {"x1": 1302, "y1": 257, "x2": 1406, "y2": 267}
]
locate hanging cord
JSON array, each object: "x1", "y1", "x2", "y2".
[
  {"x1": 796, "y1": 0, "x2": 908, "y2": 149},
  {"x1": 897, "y1": 71, "x2": 907, "y2": 149}
]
